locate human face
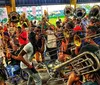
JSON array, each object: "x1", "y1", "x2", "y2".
[
  {"x1": 34, "y1": 29, "x2": 41, "y2": 41},
  {"x1": 86, "y1": 29, "x2": 95, "y2": 36},
  {"x1": 34, "y1": 28, "x2": 41, "y2": 35}
]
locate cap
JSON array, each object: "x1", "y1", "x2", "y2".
[{"x1": 73, "y1": 25, "x2": 82, "y2": 32}]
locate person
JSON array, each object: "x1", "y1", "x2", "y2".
[
  {"x1": 74, "y1": 25, "x2": 100, "y2": 56},
  {"x1": 46, "y1": 26, "x2": 58, "y2": 61},
  {"x1": 56, "y1": 21, "x2": 63, "y2": 47},
  {"x1": 86, "y1": 25, "x2": 100, "y2": 45},
  {"x1": 95, "y1": 19, "x2": 100, "y2": 34},
  {"x1": 67, "y1": 72, "x2": 99, "y2": 85},
  {"x1": 67, "y1": 44, "x2": 100, "y2": 85},
  {"x1": 56, "y1": 17, "x2": 62, "y2": 24},
  {"x1": 43, "y1": 10, "x2": 49, "y2": 21},
  {"x1": 12, "y1": 32, "x2": 42, "y2": 85},
  {"x1": 0, "y1": 54, "x2": 7, "y2": 85},
  {"x1": 8, "y1": 22, "x2": 16, "y2": 37},
  {"x1": 18, "y1": 23, "x2": 28, "y2": 44},
  {"x1": 34, "y1": 26, "x2": 45, "y2": 62},
  {"x1": 17, "y1": 23, "x2": 28, "y2": 53}
]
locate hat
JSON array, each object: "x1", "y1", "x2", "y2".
[
  {"x1": 17, "y1": 22, "x2": 22, "y2": 28},
  {"x1": 23, "y1": 22, "x2": 28, "y2": 27},
  {"x1": 17, "y1": 26, "x2": 21, "y2": 30},
  {"x1": 73, "y1": 25, "x2": 82, "y2": 32}
]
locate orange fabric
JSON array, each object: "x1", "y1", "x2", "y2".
[{"x1": 35, "y1": 51, "x2": 43, "y2": 62}]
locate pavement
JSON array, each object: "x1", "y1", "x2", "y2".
[
  {"x1": 4, "y1": 59, "x2": 68, "y2": 85},
  {"x1": 5, "y1": 69, "x2": 67, "y2": 85}
]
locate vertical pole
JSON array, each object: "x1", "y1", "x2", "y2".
[
  {"x1": 10, "y1": 0, "x2": 16, "y2": 11},
  {"x1": 6, "y1": 0, "x2": 16, "y2": 14},
  {"x1": 70, "y1": 0, "x2": 77, "y2": 9},
  {"x1": 6, "y1": 6, "x2": 12, "y2": 14}
]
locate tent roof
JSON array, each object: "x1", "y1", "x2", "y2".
[{"x1": 0, "y1": 0, "x2": 100, "y2": 7}]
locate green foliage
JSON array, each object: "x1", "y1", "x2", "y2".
[{"x1": 49, "y1": 16, "x2": 64, "y2": 26}]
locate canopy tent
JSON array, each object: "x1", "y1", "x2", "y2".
[
  {"x1": 0, "y1": 0, "x2": 100, "y2": 7},
  {"x1": 0, "y1": 0, "x2": 10, "y2": 6},
  {"x1": 15, "y1": 0, "x2": 100, "y2": 6}
]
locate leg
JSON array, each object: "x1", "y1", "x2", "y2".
[
  {"x1": 27, "y1": 76, "x2": 33, "y2": 85},
  {"x1": 25, "y1": 70, "x2": 33, "y2": 85},
  {"x1": 0, "y1": 81, "x2": 5, "y2": 85},
  {"x1": 24, "y1": 69, "x2": 42, "y2": 85},
  {"x1": 32, "y1": 73, "x2": 42, "y2": 85}
]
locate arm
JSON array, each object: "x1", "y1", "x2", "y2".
[
  {"x1": 12, "y1": 50, "x2": 31, "y2": 68},
  {"x1": 9, "y1": 39, "x2": 15, "y2": 50},
  {"x1": 67, "y1": 72, "x2": 80, "y2": 85},
  {"x1": 75, "y1": 46, "x2": 80, "y2": 55},
  {"x1": 40, "y1": 38, "x2": 45, "y2": 53},
  {"x1": 90, "y1": 39, "x2": 99, "y2": 47}
]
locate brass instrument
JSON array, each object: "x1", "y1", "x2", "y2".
[
  {"x1": 54, "y1": 51, "x2": 100, "y2": 75},
  {"x1": 74, "y1": 8, "x2": 86, "y2": 18},
  {"x1": 0, "y1": 29, "x2": 4, "y2": 43},
  {"x1": 74, "y1": 33, "x2": 100, "y2": 47},
  {"x1": 8, "y1": 11, "x2": 20, "y2": 23},
  {"x1": 63, "y1": 29, "x2": 70, "y2": 39},
  {"x1": 20, "y1": 12, "x2": 26, "y2": 21},
  {"x1": 20, "y1": 12, "x2": 29, "y2": 25},
  {"x1": 64, "y1": 6, "x2": 73, "y2": 17},
  {"x1": 42, "y1": 10, "x2": 49, "y2": 21},
  {"x1": 74, "y1": 34, "x2": 81, "y2": 47},
  {"x1": 89, "y1": 5, "x2": 100, "y2": 19},
  {"x1": 0, "y1": 30, "x2": 4, "y2": 51},
  {"x1": 5, "y1": 43, "x2": 9, "y2": 58}
]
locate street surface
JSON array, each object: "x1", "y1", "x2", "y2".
[{"x1": 6, "y1": 69, "x2": 67, "y2": 85}]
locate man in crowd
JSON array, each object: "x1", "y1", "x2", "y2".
[
  {"x1": 67, "y1": 43, "x2": 100, "y2": 85},
  {"x1": 12, "y1": 32, "x2": 42, "y2": 85},
  {"x1": 17, "y1": 23, "x2": 28, "y2": 52}
]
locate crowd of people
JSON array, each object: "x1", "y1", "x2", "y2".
[{"x1": 0, "y1": 7, "x2": 100, "y2": 85}]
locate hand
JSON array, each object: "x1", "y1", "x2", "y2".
[
  {"x1": 41, "y1": 38, "x2": 45, "y2": 44},
  {"x1": 69, "y1": 72, "x2": 80, "y2": 81},
  {"x1": 11, "y1": 55, "x2": 16, "y2": 59},
  {"x1": 7, "y1": 53, "x2": 11, "y2": 59},
  {"x1": 67, "y1": 72, "x2": 80, "y2": 85},
  {"x1": 28, "y1": 64, "x2": 33, "y2": 69},
  {"x1": 88, "y1": 38, "x2": 99, "y2": 47}
]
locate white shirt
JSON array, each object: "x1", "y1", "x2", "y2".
[
  {"x1": 20, "y1": 42, "x2": 34, "y2": 69},
  {"x1": 46, "y1": 30, "x2": 57, "y2": 48}
]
